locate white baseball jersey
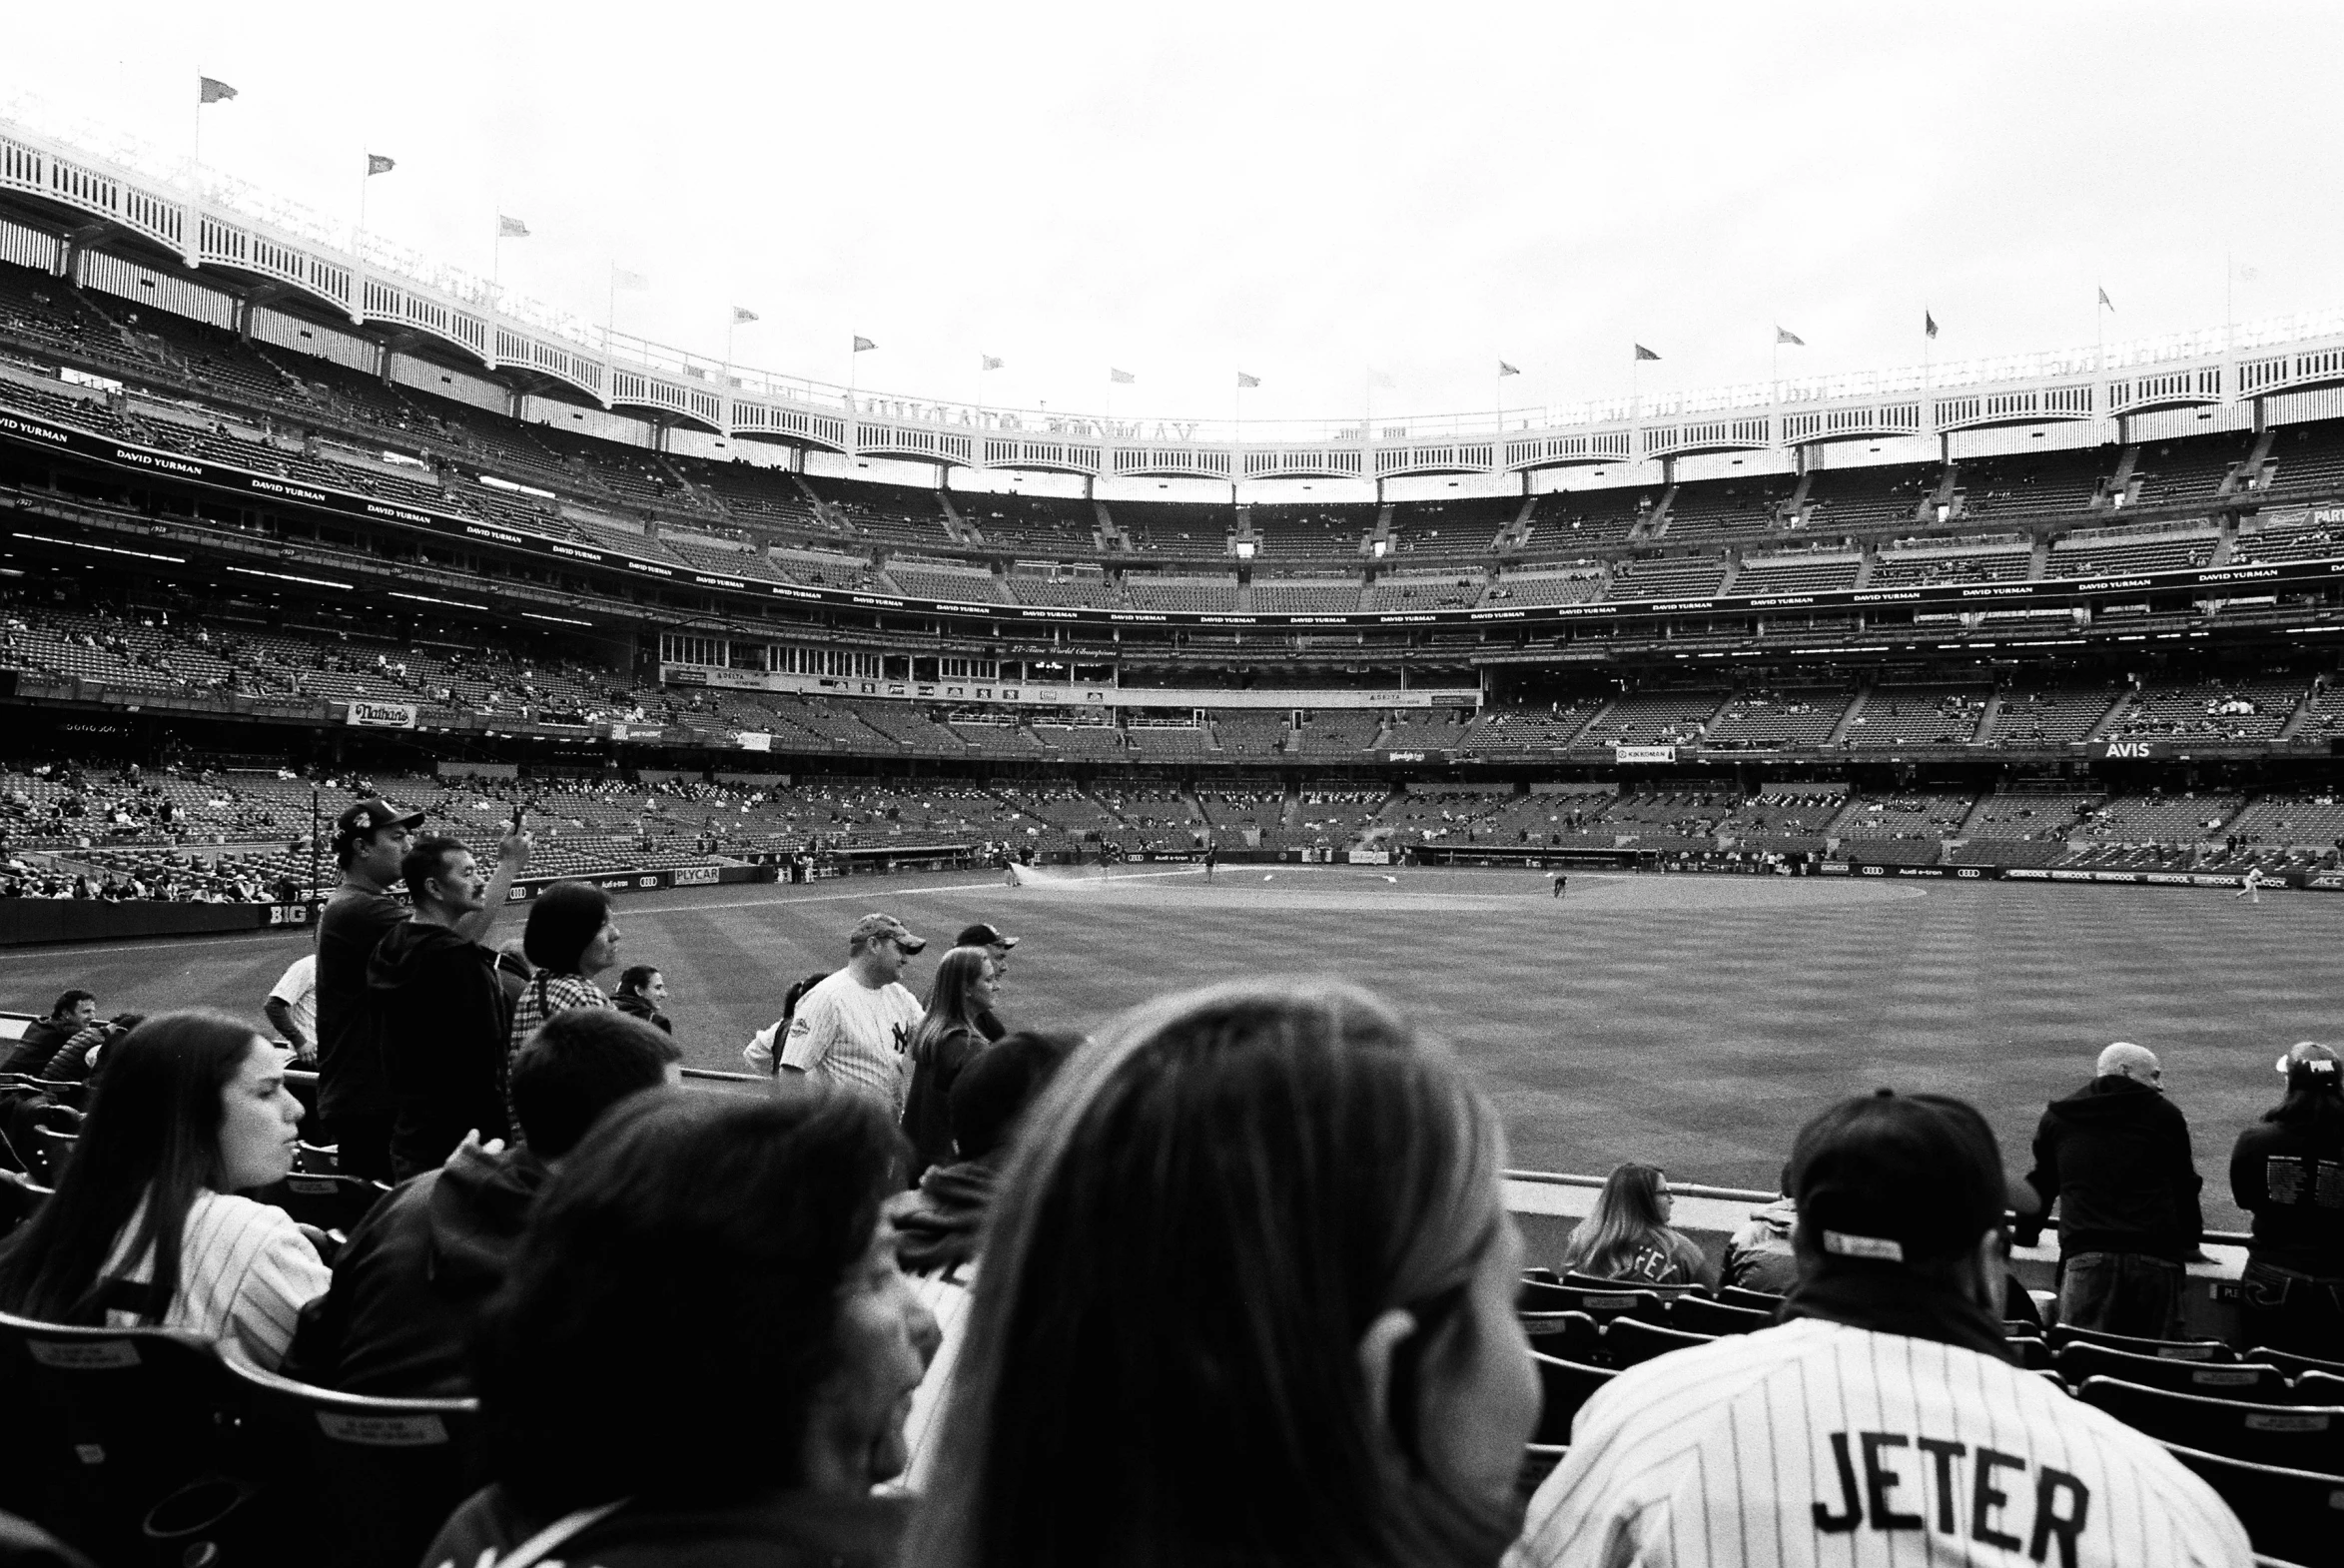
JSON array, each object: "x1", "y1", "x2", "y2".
[{"x1": 1509, "y1": 1317, "x2": 2251, "y2": 1568}]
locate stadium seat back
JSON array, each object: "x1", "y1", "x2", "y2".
[
  {"x1": 2075, "y1": 1376, "x2": 2344, "y2": 1471},
  {"x1": 24, "y1": 1128, "x2": 75, "y2": 1186},
  {"x1": 2291, "y1": 1370, "x2": 2344, "y2": 1406},
  {"x1": 1530, "y1": 1352, "x2": 1613, "y2": 1445},
  {"x1": 2056, "y1": 1341, "x2": 2290, "y2": 1401},
  {"x1": 1671, "y1": 1295, "x2": 1772, "y2": 1336},
  {"x1": 1517, "y1": 1442, "x2": 1567, "y2": 1502},
  {"x1": 219, "y1": 1352, "x2": 481, "y2": 1568},
  {"x1": 0, "y1": 1169, "x2": 43, "y2": 1238},
  {"x1": 1522, "y1": 1281, "x2": 1664, "y2": 1328},
  {"x1": 2006, "y1": 1335, "x2": 2052, "y2": 1372},
  {"x1": 1717, "y1": 1285, "x2": 1785, "y2": 1313},
  {"x1": 1605, "y1": 1316, "x2": 1717, "y2": 1369},
  {"x1": 2050, "y1": 1322, "x2": 2235, "y2": 1362},
  {"x1": 254, "y1": 1173, "x2": 390, "y2": 1235},
  {"x1": 295, "y1": 1141, "x2": 340, "y2": 1175},
  {"x1": 1520, "y1": 1309, "x2": 1602, "y2": 1364},
  {"x1": 0, "y1": 1309, "x2": 253, "y2": 1561},
  {"x1": 1562, "y1": 1270, "x2": 1703, "y2": 1296},
  {"x1": 2161, "y1": 1440, "x2": 2344, "y2": 1567},
  {"x1": 2253, "y1": 1345, "x2": 2344, "y2": 1383}
]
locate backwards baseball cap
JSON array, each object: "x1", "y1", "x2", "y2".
[
  {"x1": 849, "y1": 913, "x2": 926, "y2": 953},
  {"x1": 334, "y1": 798, "x2": 425, "y2": 839},
  {"x1": 1791, "y1": 1089, "x2": 2015, "y2": 1266},
  {"x1": 956, "y1": 922, "x2": 1019, "y2": 950}
]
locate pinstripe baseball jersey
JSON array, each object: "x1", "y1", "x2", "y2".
[
  {"x1": 1509, "y1": 1317, "x2": 2251, "y2": 1568},
  {"x1": 102, "y1": 1190, "x2": 333, "y2": 1371}
]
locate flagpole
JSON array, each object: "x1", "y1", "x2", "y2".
[
  {"x1": 355, "y1": 158, "x2": 369, "y2": 256},
  {"x1": 605, "y1": 264, "x2": 616, "y2": 357},
  {"x1": 2226, "y1": 249, "x2": 2235, "y2": 353},
  {"x1": 191, "y1": 78, "x2": 204, "y2": 188}
]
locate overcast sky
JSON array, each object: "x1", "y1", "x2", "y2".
[{"x1": 2, "y1": 2, "x2": 2335, "y2": 431}]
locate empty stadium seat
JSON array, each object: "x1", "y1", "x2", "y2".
[
  {"x1": 1530, "y1": 1353, "x2": 1614, "y2": 1444},
  {"x1": 24, "y1": 1127, "x2": 75, "y2": 1186},
  {"x1": 2007, "y1": 1336, "x2": 2053, "y2": 1372},
  {"x1": 0, "y1": 1170, "x2": 42, "y2": 1237},
  {"x1": 1716, "y1": 1285, "x2": 1785, "y2": 1313},
  {"x1": 1670, "y1": 1296, "x2": 1772, "y2": 1336},
  {"x1": 1604, "y1": 1317, "x2": 1716, "y2": 1368},
  {"x1": 1561, "y1": 1270, "x2": 1703, "y2": 1297},
  {"x1": 2054, "y1": 1341, "x2": 2291, "y2": 1402},
  {"x1": 1522, "y1": 1281, "x2": 1665, "y2": 1328},
  {"x1": 2160, "y1": 1441, "x2": 2344, "y2": 1567},
  {"x1": 0, "y1": 1310, "x2": 252, "y2": 1561},
  {"x1": 253, "y1": 1173, "x2": 391, "y2": 1237},
  {"x1": 219, "y1": 1351, "x2": 480, "y2": 1568},
  {"x1": 2049, "y1": 1323, "x2": 2235, "y2": 1361},
  {"x1": 1520, "y1": 1310, "x2": 1604, "y2": 1365},
  {"x1": 1518, "y1": 1443, "x2": 1568, "y2": 1501},
  {"x1": 2075, "y1": 1377, "x2": 2344, "y2": 1471},
  {"x1": 2252, "y1": 1346, "x2": 2344, "y2": 1383}
]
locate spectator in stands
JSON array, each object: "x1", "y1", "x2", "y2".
[
  {"x1": 2229, "y1": 1041, "x2": 2344, "y2": 1356},
  {"x1": 2015, "y1": 1042, "x2": 2204, "y2": 1338},
  {"x1": 263, "y1": 952, "x2": 317, "y2": 1065},
  {"x1": 420, "y1": 1090, "x2": 936, "y2": 1568},
  {"x1": 612, "y1": 964, "x2": 672, "y2": 1035},
  {"x1": 283, "y1": 1010, "x2": 680, "y2": 1397},
  {"x1": 1720, "y1": 1164, "x2": 1800, "y2": 1295},
  {"x1": 899, "y1": 947, "x2": 1001, "y2": 1184},
  {"x1": 0, "y1": 1012, "x2": 329, "y2": 1370},
  {"x1": 953, "y1": 924, "x2": 1018, "y2": 1042},
  {"x1": 321, "y1": 798, "x2": 526, "y2": 1181},
  {"x1": 1, "y1": 991, "x2": 95, "y2": 1077},
  {"x1": 746, "y1": 972, "x2": 832, "y2": 1076},
  {"x1": 905, "y1": 979, "x2": 1540, "y2": 1568},
  {"x1": 369, "y1": 837, "x2": 515, "y2": 1181},
  {"x1": 1515, "y1": 1089, "x2": 2249, "y2": 1567},
  {"x1": 504, "y1": 883, "x2": 620, "y2": 1111},
  {"x1": 32, "y1": 1012, "x2": 143, "y2": 1086},
  {"x1": 757, "y1": 915, "x2": 925, "y2": 1115},
  {"x1": 1557, "y1": 1162, "x2": 1718, "y2": 1287}
]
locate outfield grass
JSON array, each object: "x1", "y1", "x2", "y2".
[{"x1": 9, "y1": 864, "x2": 2331, "y2": 1231}]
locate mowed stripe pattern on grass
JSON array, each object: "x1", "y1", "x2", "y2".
[{"x1": 0, "y1": 868, "x2": 2327, "y2": 1231}]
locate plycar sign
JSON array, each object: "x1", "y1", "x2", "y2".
[
  {"x1": 1614, "y1": 744, "x2": 1677, "y2": 764},
  {"x1": 346, "y1": 699, "x2": 418, "y2": 729}
]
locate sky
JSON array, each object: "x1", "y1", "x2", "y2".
[{"x1": 1, "y1": 1, "x2": 2337, "y2": 434}]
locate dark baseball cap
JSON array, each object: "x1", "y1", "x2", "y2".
[
  {"x1": 956, "y1": 922, "x2": 1019, "y2": 950},
  {"x1": 1790, "y1": 1089, "x2": 2014, "y2": 1266},
  {"x1": 334, "y1": 798, "x2": 425, "y2": 837}
]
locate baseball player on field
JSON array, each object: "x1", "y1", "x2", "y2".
[{"x1": 1510, "y1": 1089, "x2": 2251, "y2": 1568}]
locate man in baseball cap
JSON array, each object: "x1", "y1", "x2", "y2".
[
  {"x1": 955, "y1": 923, "x2": 1018, "y2": 1041},
  {"x1": 758, "y1": 914, "x2": 926, "y2": 1114},
  {"x1": 1517, "y1": 1089, "x2": 2250, "y2": 1567},
  {"x1": 315, "y1": 795, "x2": 529, "y2": 1181}
]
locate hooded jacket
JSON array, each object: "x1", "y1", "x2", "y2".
[
  {"x1": 368, "y1": 920, "x2": 511, "y2": 1149},
  {"x1": 2017, "y1": 1075, "x2": 2203, "y2": 1262},
  {"x1": 282, "y1": 1139, "x2": 550, "y2": 1397},
  {"x1": 896, "y1": 1160, "x2": 995, "y2": 1276},
  {"x1": 1721, "y1": 1196, "x2": 1801, "y2": 1294}
]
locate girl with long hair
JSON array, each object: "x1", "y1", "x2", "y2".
[
  {"x1": 0, "y1": 1011, "x2": 328, "y2": 1368},
  {"x1": 1557, "y1": 1162, "x2": 1717, "y2": 1287},
  {"x1": 905, "y1": 978, "x2": 1540, "y2": 1568},
  {"x1": 2231, "y1": 1041, "x2": 2344, "y2": 1354},
  {"x1": 899, "y1": 946, "x2": 998, "y2": 1182}
]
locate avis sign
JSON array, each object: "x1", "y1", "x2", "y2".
[{"x1": 2098, "y1": 740, "x2": 2161, "y2": 759}]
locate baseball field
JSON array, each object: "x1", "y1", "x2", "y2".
[{"x1": 6, "y1": 864, "x2": 2330, "y2": 1232}]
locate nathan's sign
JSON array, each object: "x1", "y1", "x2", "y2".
[{"x1": 345, "y1": 699, "x2": 418, "y2": 729}]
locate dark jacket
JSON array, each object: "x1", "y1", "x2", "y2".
[
  {"x1": 896, "y1": 1160, "x2": 995, "y2": 1276},
  {"x1": 613, "y1": 992, "x2": 672, "y2": 1035},
  {"x1": 368, "y1": 921, "x2": 512, "y2": 1175},
  {"x1": 0, "y1": 1019, "x2": 69, "y2": 1079},
  {"x1": 1722, "y1": 1196, "x2": 1801, "y2": 1294},
  {"x1": 2230, "y1": 1113, "x2": 2344, "y2": 1276},
  {"x1": 317, "y1": 886, "x2": 408, "y2": 1121},
  {"x1": 899, "y1": 1025, "x2": 983, "y2": 1184},
  {"x1": 2018, "y1": 1075, "x2": 2203, "y2": 1262},
  {"x1": 421, "y1": 1485, "x2": 910, "y2": 1568},
  {"x1": 282, "y1": 1141, "x2": 550, "y2": 1397}
]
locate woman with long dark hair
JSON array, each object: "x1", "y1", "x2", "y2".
[
  {"x1": 2231, "y1": 1041, "x2": 2344, "y2": 1355},
  {"x1": 0, "y1": 1011, "x2": 328, "y2": 1369},
  {"x1": 906, "y1": 979, "x2": 1540, "y2": 1568},
  {"x1": 1556, "y1": 1162, "x2": 1717, "y2": 1287},
  {"x1": 504, "y1": 881, "x2": 619, "y2": 1126},
  {"x1": 420, "y1": 1090, "x2": 936, "y2": 1566},
  {"x1": 899, "y1": 946, "x2": 998, "y2": 1182}
]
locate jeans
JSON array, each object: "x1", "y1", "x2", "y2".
[
  {"x1": 2239, "y1": 1257, "x2": 2344, "y2": 1360},
  {"x1": 2058, "y1": 1250, "x2": 2184, "y2": 1339}
]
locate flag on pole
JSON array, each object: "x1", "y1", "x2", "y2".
[
  {"x1": 1775, "y1": 327, "x2": 1805, "y2": 347},
  {"x1": 612, "y1": 268, "x2": 649, "y2": 291},
  {"x1": 1236, "y1": 372, "x2": 1260, "y2": 389},
  {"x1": 1111, "y1": 368, "x2": 1136, "y2": 385},
  {"x1": 853, "y1": 336, "x2": 876, "y2": 353},
  {"x1": 1925, "y1": 311, "x2": 1939, "y2": 340},
  {"x1": 2097, "y1": 287, "x2": 2114, "y2": 311},
  {"x1": 366, "y1": 153, "x2": 395, "y2": 176},
  {"x1": 731, "y1": 307, "x2": 759, "y2": 325},
  {"x1": 199, "y1": 77, "x2": 238, "y2": 104},
  {"x1": 982, "y1": 356, "x2": 1004, "y2": 371},
  {"x1": 1632, "y1": 344, "x2": 1660, "y2": 362},
  {"x1": 497, "y1": 216, "x2": 530, "y2": 239},
  {"x1": 1498, "y1": 361, "x2": 1520, "y2": 377}
]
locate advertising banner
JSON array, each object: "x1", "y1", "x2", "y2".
[
  {"x1": 1614, "y1": 745, "x2": 1677, "y2": 764},
  {"x1": 345, "y1": 699, "x2": 418, "y2": 729}
]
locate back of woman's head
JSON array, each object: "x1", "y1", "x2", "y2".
[
  {"x1": 911, "y1": 978, "x2": 1506, "y2": 1568},
  {"x1": 914, "y1": 947, "x2": 990, "y2": 1060},
  {"x1": 0, "y1": 1011, "x2": 255, "y2": 1322},
  {"x1": 520, "y1": 880, "x2": 611, "y2": 974},
  {"x1": 2269, "y1": 1042, "x2": 2344, "y2": 1134},
  {"x1": 1563, "y1": 1163, "x2": 1669, "y2": 1275},
  {"x1": 474, "y1": 1087, "x2": 901, "y2": 1515}
]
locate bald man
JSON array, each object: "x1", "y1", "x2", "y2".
[{"x1": 2015, "y1": 1042, "x2": 2205, "y2": 1337}]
